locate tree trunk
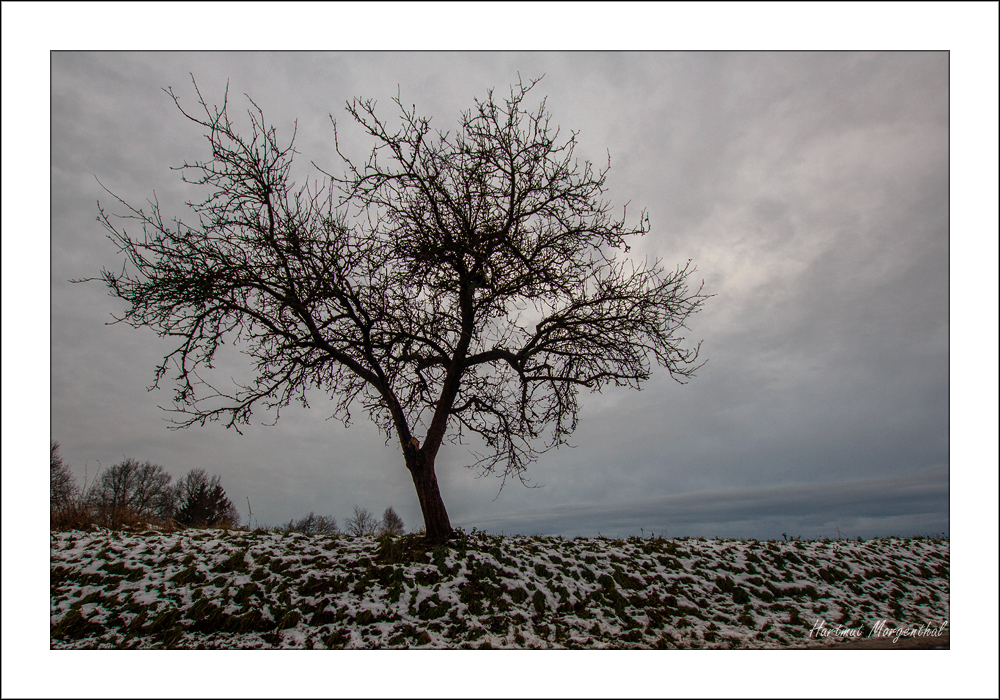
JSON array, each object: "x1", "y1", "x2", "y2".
[{"x1": 408, "y1": 452, "x2": 452, "y2": 541}]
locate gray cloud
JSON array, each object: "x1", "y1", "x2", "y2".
[
  {"x1": 461, "y1": 464, "x2": 949, "y2": 540},
  {"x1": 47, "y1": 51, "x2": 950, "y2": 536}
]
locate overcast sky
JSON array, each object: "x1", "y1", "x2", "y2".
[{"x1": 43, "y1": 49, "x2": 962, "y2": 539}]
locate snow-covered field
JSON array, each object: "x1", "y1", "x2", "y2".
[{"x1": 50, "y1": 528, "x2": 949, "y2": 649}]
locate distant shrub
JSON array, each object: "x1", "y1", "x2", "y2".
[
  {"x1": 50, "y1": 441, "x2": 78, "y2": 510},
  {"x1": 49, "y1": 448, "x2": 238, "y2": 532},
  {"x1": 50, "y1": 499, "x2": 96, "y2": 531},
  {"x1": 86, "y1": 457, "x2": 175, "y2": 529},
  {"x1": 282, "y1": 512, "x2": 339, "y2": 535},
  {"x1": 174, "y1": 469, "x2": 240, "y2": 528},
  {"x1": 379, "y1": 506, "x2": 406, "y2": 536},
  {"x1": 51, "y1": 441, "x2": 93, "y2": 530},
  {"x1": 345, "y1": 505, "x2": 379, "y2": 537}
]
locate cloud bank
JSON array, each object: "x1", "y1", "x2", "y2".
[{"x1": 461, "y1": 464, "x2": 949, "y2": 539}]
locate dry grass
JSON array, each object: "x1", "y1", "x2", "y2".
[{"x1": 50, "y1": 502, "x2": 240, "y2": 534}]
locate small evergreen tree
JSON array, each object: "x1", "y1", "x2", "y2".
[{"x1": 174, "y1": 469, "x2": 239, "y2": 527}]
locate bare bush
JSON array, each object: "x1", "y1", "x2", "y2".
[
  {"x1": 345, "y1": 505, "x2": 379, "y2": 537},
  {"x1": 50, "y1": 441, "x2": 79, "y2": 511},
  {"x1": 282, "y1": 511, "x2": 339, "y2": 535}
]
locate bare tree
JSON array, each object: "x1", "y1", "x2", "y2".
[
  {"x1": 379, "y1": 506, "x2": 406, "y2": 536},
  {"x1": 86, "y1": 457, "x2": 173, "y2": 528},
  {"x1": 345, "y1": 505, "x2": 379, "y2": 537},
  {"x1": 85, "y1": 76, "x2": 708, "y2": 541},
  {"x1": 50, "y1": 441, "x2": 78, "y2": 510}
]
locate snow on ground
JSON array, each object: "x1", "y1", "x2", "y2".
[{"x1": 50, "y1": 528, "x2": 949, "y2": 649}]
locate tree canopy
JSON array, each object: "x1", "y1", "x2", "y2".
[{"x1": 89, "y1": 76, "x2": 708, "y2": 540}]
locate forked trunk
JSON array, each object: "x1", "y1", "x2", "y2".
[{"x1": 408, "y1": 452, "x2": 452, "y2": 542}]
